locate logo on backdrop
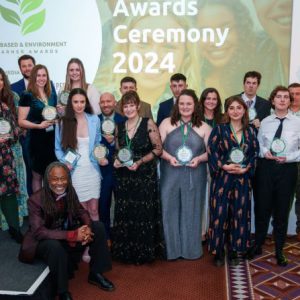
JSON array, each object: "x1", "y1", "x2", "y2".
[{"x1": 0, "y1": 0, "x2": 45, "y2": 35}]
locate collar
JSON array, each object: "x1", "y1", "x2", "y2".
[
  {"x1": 55, "y1": 193, "x2": 67, "y2": 202},
  {"x1": 24, "y1": 78, "x2": 29, "y2": 89},
  {"x1": 270, "y1": 112, "x2": 292, "y2": 120},
  {"x1": 241, "y1": 93, "x2": 256, "y2": 103},
  {"x1": 103, "y1": 112, "x2": 115, "y2": 121}
]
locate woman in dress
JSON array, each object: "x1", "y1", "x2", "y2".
[
  {"x1": 0, "y1": 68, "x2": 27, "y2": 234},
  {"x1": 0, "y1": 68, "x2": 23, "y2": 242},
  {"x1": 159, "y1": 89, "x2": 211, "y2": 260},
  {"x1": 18, "y1": 64, "x2": 57, "y2": 192},
  {"x1": 207, "y1": 96, "x2": 258, "y2": 266},
  {"x1": 249, "y1": 86, "x2": 300, "y2": 266},
  {"x1": 58, "y1": 58, "x2": 101, "y2": 114},
  {"x1": 55, "y1": 88, "x2": 102, "y2": 221},
  {"x1": 113, "y1": 90, "x2": 164, "y2": 264},
  {"x1": 199, "y1": 87, "x2": 223, "y2": 244}
]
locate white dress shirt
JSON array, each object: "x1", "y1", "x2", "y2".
[{"x1": 257, "y1": 112, "x2": 300, "y2": 162}]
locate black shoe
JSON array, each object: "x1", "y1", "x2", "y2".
[
  {"x1": 88, "y1": 272, "x2": 115, "y2": 291},
  {"x1": 228, "y1": 251, "x2": 239, "y2": 266},
  {"x1": 8, "y1": 227, "x2": 23, "y2": 244},
  {"x1": 276, "y1": 253, "x2": 288, "y2": 267},
  {"x1": 214, "y1": 252, "x2": 225, "y2": 267},
  {"x1": 59, "y1": 291, "x2": 73, "y2": 300},
  {"x1": 245, "y1": 245, "x2": 262, "y2": 260}
]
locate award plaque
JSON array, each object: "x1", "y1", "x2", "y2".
[
  {"x1": 63, "y1": 149, "x2": 81, "y2": 168},
  {"x1": 248, "y1": 108, "x2": 257, "y2": 121},
  {"x1": 117, "y1": 147, "x2": 133, "y2": 167},
  {"x1": 93, "y1": 144, "x2": 108, "y2": 160},
  {"x1": 229, "y1": 148, "x2": 245, "y2": 165},
  {"x1": 176, "y1": 144, "x2": 193, "y2": 165},
  {"x1": 271, "y1": 138, "x2": 286, "y2": 156},
  {"x1": 0, "y1": 118, "x2": 11, "y2": 138},
  {"x1": 42, "y1": 106, "x2": 57, "y2": 121},
  {"x1": 102, "y1": 119, "x2": 115, "y2": 135},
  {"x1": 59, "y1": 91, "x2": 69, "y2": 106}
]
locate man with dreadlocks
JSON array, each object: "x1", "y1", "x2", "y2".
[{"x1": 19, "y1": 162, "x2": 115, "y2": 300}]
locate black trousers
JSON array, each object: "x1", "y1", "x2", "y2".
[
  {"x1": 253, "y1": 159, "x2": 297, "y2": 254},
  {"x1": 36, "y1": 221, "x2": 112, "y2": 294}
]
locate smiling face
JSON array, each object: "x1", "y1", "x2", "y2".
[
  {"x1": 48, "y1": 166, "x2": 68, "y2": 195},
  {"x1": 35, "y1": 68, "x2": 48, "y2": 89},
  {"x1": 71, "y1": 93, "x2": 86, "y2": 115},
  {"x1": 19, "y1": 58, "x2": 35, "y2": 79},
  {"x1": 178, "y1": 94, "x2": 195, "y2": 119},
  {"x1": 99, "y1": 93, "x2": 116, "y2": 116},
  {"x1": 197, "y1": 4, "x2": 238, "y2": 67},
  {"x1": 272, "y1": 90, "x2": 290, "y2": 113},
  {"x1": 204, "y1": 92, "x2": 218, "y2": 112},
  {"x1": 68, "y1": 62, "x2": 82, "y2": 83},
  {"x1": 253, "y1": 0, "x2": 292, "y2": 49},
  {"x1": 227, "y1": 100, "x2": 246, "y2": 122}
]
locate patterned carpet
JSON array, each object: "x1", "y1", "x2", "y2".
[{"x1": 226, "y1": 236, "x2": 300, "y2": 300}]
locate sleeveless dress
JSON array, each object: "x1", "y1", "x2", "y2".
[
  {"x1": 160, "y1": 126, "x2": 207, "y2": 259},
  {"x1": 72, "y1": 137, "x2": 100, "y2": 202},
  {"x1": 112, "y1": 118, "x2": 165, "y2": 264}
]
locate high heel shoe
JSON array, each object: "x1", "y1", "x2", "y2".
[{"x1": 8, "y1": 227, "x2": 23, "y2": 244}]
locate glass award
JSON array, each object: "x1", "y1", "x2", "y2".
[
  {"x1": 42, "y1": 106, "x2": 57, "y2": 121},
  {"x1": 102, "y1": 119, "x2": 115, "y2": 135},
  {"x1": 176, "y1": 144, "x2": 193, "y2": 165},
  {"x1": 93, "y1": 144, "x2": 109, "y2": 160},
  {"x1": 229, "y1": 147, "x2": 245, "y2": 166},
  {"x1": 248, "y1": 107, "x2": 257, "y2": 121},
  {"x1": 271, "y1": 138, "x2": 286, "y2": 156},
  {"x1": 63, "y1": 148, "x2": 81, "y2": 168},
  {"x1": 117, "y1": 147, "x2": 133, "y2": 167},
  {"x1": 0, "y1": 118, "x2": 12, "y2": 139},
  {"x1": 59, "y1": 91, "x2": 70, "y2": 106}
]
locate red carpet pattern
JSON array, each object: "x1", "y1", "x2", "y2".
[{"x1": 249, "y1": 237, "x2": 300, "y2": 300}]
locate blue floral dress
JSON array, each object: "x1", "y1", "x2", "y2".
[{"x1": 207, "y1": 123, "x2": 258, "y2": 255}]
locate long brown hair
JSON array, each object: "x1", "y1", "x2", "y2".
[
  {"x1": 42, "y1": 162, "x2": 81, "y2": 217},
  {"x1": 0, "y1": 68, "x2": 17, "y2": 117},
  {"x1": 223, "y1": 96, "x2": 249, "y2": 130},
  {"x1": 27, "y1": 64, "x2": 51, "y2": 99},
  {"x1": 170, "y1": 89, "x2": 202, "y2": 127},
  {"x1": 199, "y1": 87, "x2": 223, "y2": 124},
  {"x1": 64, "y1": 58, "x2": 88, "y2": 92},
  {"x1": 60, "y1": 88, "x2": 93, "y2": 150}
]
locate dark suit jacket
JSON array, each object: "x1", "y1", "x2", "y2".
[
  {"x1": 11, "y1": 78, "x2": 57, "y2": 97},
  {"x1": 116, "y1": 99, "x2": 153, "y2": 119},
  {"x1": 225, "y1": 94, "x2": 271, "y2": 121},
  {"x1": 98, "y1": 112, "x2": 126, "y2": 176},
  {"x1": 156, "y1": 97, "x2": 174, "y2": 127},
  {"x1": 19, "y1": 189, "x2": 91, "y2": 263}
]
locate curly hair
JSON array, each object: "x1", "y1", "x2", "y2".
[{"x1": 171, "y1": 89, "x2": 202, "y2": 127}]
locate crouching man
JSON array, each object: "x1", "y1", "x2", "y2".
[{"x1": 19, "y1": 162, "x2": 115, "y2": 300}]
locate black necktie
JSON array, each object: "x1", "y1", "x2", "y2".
[{"x1": 274, "y1": 118, "x2": 285, "y2": 139}]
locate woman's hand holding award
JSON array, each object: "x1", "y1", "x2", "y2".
[
  {"x1": 42, "y1": 106, "x2": 57, "y2": 132},
  {"x1": 0, "y1": 118, "x2": 12, "y2": 141}
]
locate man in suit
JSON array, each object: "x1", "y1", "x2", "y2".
[
  {"x1": 98, "y1": 92, "x2": 125, "y2": 241},
  {"x1": 19, "y1": 162, "x2": 115, "y2": 300},
  {"x1": 156, "y1": 73, "x2": 187, "y2": 126},
  {"x1": 289, "y1": 83, "x2": 300, "y2": 241},
  {"x1": 225, "y1": 71, "x2": 271, "y2": 129},
  {"x1": 115, "y1": 76, "x2": 153, "y2": 119}
]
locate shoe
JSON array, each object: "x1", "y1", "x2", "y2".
[
  {"x1": 88, "y1": 272, "x2": 115, "y2": 291},
  {"x1": 59, "y1": 291, "x2": 73, "y2": 300},
  {"x1": 276, "y1": 253, "x2": 288, "y2": 267},
  {"x1": 244, "y1": 245, "x2": 262, "y2": 260},
  {"x1": 228, "y1": 251, "x2": 239, "y2": 266},
  {"x1": 214, "y1": 252, "x2": 225, "y2": 267},
  {"x1": 8, "y1": 227, "x2": 23, "y2": 244}
]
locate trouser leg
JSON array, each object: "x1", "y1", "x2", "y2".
[
  {"x1": 0, "y1": 194, "x2": 19, "y2": 229},
  {"x1": 36, "y1": 240, "x2": 69, "y2": 294},
  {"x1": 89, "y1": 221, "x2": 112, "y2": 274}
]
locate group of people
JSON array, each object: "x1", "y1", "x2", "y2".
[{"x1": 1, "y1": 54, "x2": 300, "y2": 300}]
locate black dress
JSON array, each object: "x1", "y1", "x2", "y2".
[
  {"x1": 19, "y1": 92, "x2": 57, "y2": 175},
  {"x1": 112, "y1": 118, "x2": 165, "y2": 264}
]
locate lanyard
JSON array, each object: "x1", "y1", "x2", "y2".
[
  {"x1": 125, "y1": 117, "x2": 140, "y2": 149},
  {"x1": 180, "y1": 120, "x2": 191, "y2": 145},
  {"x1": 230, "y1": 124, "x2": 244, "y2": 147}
]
